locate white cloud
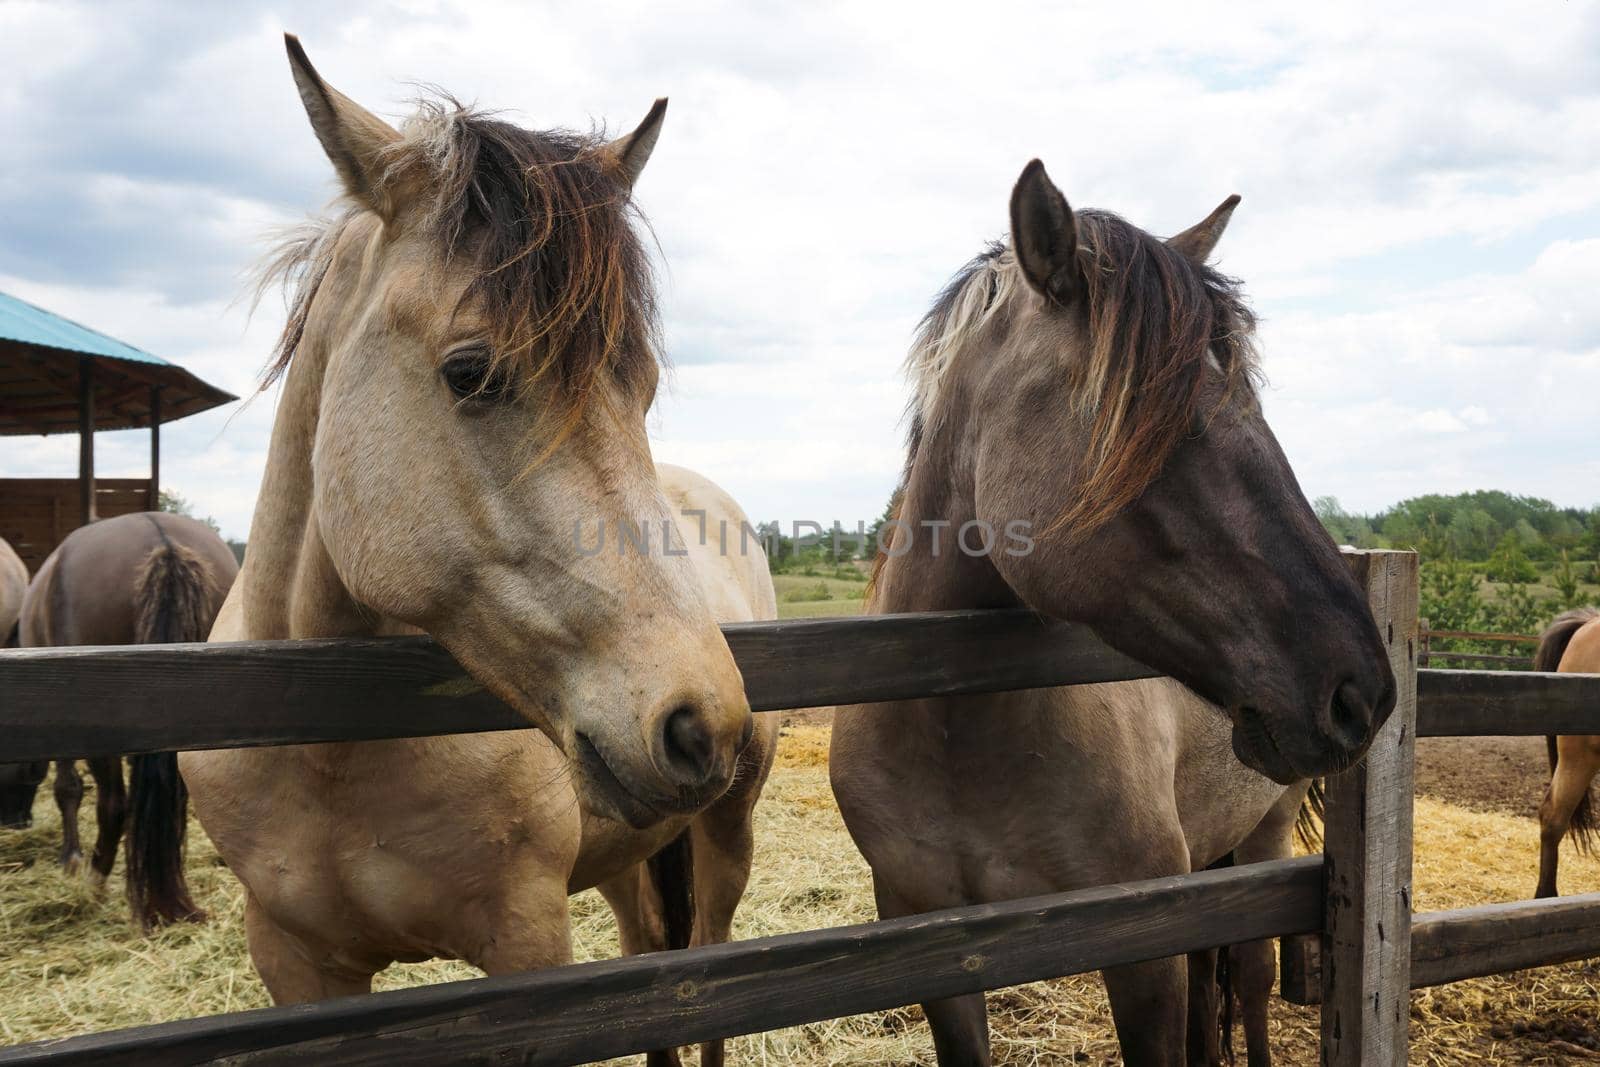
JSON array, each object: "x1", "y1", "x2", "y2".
[
  {"x1": 3, "y1": 0, "x2": 1599, "y2": 540},
  {"x1": 1260, "y1": 236, "x2": 1600, "y2": 512},
  {"x1": 1416, "y1": 410, "x2": 1468, "y2": 435}
]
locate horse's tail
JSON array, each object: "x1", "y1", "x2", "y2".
[
  {"x1": 1294, "y1": 779, "x2": 1326, "y2": 852},
  {"x1": 1534, "y1": 608, "x2": 1598, "y2": 672},
  {"x1": 1202, "y1": 852, "x2": 1238, "y2": 1063},
  {"x1": 646, "y1": 830, "x2": 696, "y2": 951},
  {"x1": 1538, "y1": 609, "x2": 1600, "y2": 854},
  {"x1": 1217, "y1": 941, "x2": 1236, "y2": 1065},
  {"x1": 126, "y1": 536, "x2": 211, "y2": 930}
]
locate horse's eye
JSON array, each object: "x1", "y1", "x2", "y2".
[{"x1": 441, "y1": 350, "x2": 508, "y2": 403}]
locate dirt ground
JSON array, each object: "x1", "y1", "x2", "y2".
[
  {"x1": 1416, "y1": 734, "x2": 1551, "y2": 814},
  {"x1": 792, "y1": 715, "x2": 1556, "y2": 819}
]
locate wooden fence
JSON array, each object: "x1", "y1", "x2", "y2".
[
  {"x1": 2, "y1": 549, "x2": 1599, "y2": 1065},
  {"x1": 1418, "y1": 623, "x2": 1541, "y2": 669}
]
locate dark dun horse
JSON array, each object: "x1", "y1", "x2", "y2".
[
  {"x1": 1534, "y1": 607, "x2": 1600, "y2": 898},
  {"x1": 15, "y1": 511, "x2": 238, "y2": 929},
  {"x1": 832, "y1": 161, "x2": 1396, "y2": 1067}
]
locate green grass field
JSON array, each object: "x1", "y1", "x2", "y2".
[{"x1": 771, "y1": 571, "x2": 869, "y2": 619}]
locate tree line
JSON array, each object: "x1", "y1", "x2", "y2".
[
  {"x1": 1315, "y1": 491, "x2": 1600, "y2": 651},
  {"x1": 1314, "y1": 490, "x2": 1600, "y2": 563}
]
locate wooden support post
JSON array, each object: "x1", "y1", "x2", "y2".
[
  {"x1": 148, "y1": 386, "x2": 162, "y2": 511},
  {"x1": 1319, "y1": 549, "x2": 1419, "y2": 1066},
  {"x1": 1280, "y1": 933, "x2": 1320, "y2": 1005},
  {"x1": 78, "y1": 357, "x2": 96, "y2": 526}
]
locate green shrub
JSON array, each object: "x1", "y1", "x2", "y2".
[
  {"x1": 1485, "y1": 534, "x2": 1538, "y2": 583},
  {"x1": 1420, "y1": 553, "x2": 1483, "y2": 634},
  {"x1": 1554, "y1": 550, "x2": 1583, "y2": 609},
  {"x1": 781, "y1": 581, "x2": 834, "y2": 604}
]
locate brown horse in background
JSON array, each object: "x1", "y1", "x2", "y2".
[
  {"x1": 17, "y1": 511, "x2": 238, "y2": 928},
  {"x1": 1535, "y1": 607, "x2": 1600, "y2": 898}
]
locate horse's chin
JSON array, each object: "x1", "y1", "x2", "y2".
[
  {"x1": 1229, "y1": 708, "x2": 1308, "y2": 785},
  {"x1": 572, "y1": 732, "x2": 673, "y2": 829}
]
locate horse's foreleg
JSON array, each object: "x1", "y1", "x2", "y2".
[
  {"x1": 683, "y1": 789, "x2": 761, "y2": 1067},
  {"x1": 598, "y1": 863, "x2": 682, "y2": 1067},
  {"x1": 871, "y1": 879, "x2": 992, "y2": 1066},
  {"x1": 474, "y1": 874, "x2": 573, "y2": 978},
  {"x1": 1185, "y1": 949, "x2": 1222, "y2": 1066},
  {"x1": 86, "y1": 756, "x2": 126, "y2": 887},
  {"x1": 243, "y1": 893, "x2": 376, "y2": 1004},
  {"x1": 1216, "y1": 781, "x2": 1308, "y2": 1067},
  {"x1": 1105, "y1": 956, "x2": 1189, "y2": 1067},
  {"x1": 597, "y1": 863, "x2": 669, "y2": 956},
  {"x1": 1230, "y1": 940, "x2": 1275, "y2": 1067},
  {"x1": 53, "y1": 759, "x2": 84, "y2": 874},
  {"x1": 922, "y1": 994, "x2": 993, "y2": 1067},
  {"x1": 1537, "y1": 738, "x2": 1600, "y2": 898}
]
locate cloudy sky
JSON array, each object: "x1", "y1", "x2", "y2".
[{"x1": 3, "y1": 1, "x2": 1598, "y2": 540}]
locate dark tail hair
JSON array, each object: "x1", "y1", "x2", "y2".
[
  {"x1": 1217, "y1": 943, "x2": 1235, "y2": 1065},
  {"x1": 646, "y1": 830, "x2": 695, "y2": 951},
  {"x1": 125, "y1": 539, "x2": 212, "y2": 930},
  {"x1": 1295, "y1": 779, "x2": 1326, "y2": 852},
  {"x1": 1202, "y1": 852, "x2": 1237, "y2": 1063},
  {"x1": 1538, "y1": 608, "x2": 1600, "y2": 854}
]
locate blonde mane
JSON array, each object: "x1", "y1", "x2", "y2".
[{"x1": 905, "y1": 242, "x2": 1021, "y2": 434}]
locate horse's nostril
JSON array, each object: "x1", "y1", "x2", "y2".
[
  {"x1": 663, "y1": 704, "x2": 716, "y2": 783},
  {"x1": 1328, "y1": 679, "x2": 1373, "y2": 747}
]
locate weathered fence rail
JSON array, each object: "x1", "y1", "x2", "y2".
[
  {"x1": 5, "y1": 630, "x2": 1597, "y2": 760},
  {"x1": 0, "y1": 858, "x2": 1325, "y2": 1066},
  {"x1": 0, "y1": 611, "x2": 1158, "y2": 761},
  {"x1": 1411, "y1": 891, "x2": 1600, "y2": 988},
  {"x1": 1, "y1": 548, "x2": 1598, "y2": 1066}
]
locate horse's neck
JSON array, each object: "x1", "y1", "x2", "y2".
[
  {"x1": 239, "y1": 344, "x2": 393, "y2": 641},
  {"x1": 873, "y1": 457, "x2": 1019, "y2": 615}
]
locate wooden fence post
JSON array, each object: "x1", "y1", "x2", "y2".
[{"x1": 1320, "y1": 549, "x2": 1419, "y2": 1066}]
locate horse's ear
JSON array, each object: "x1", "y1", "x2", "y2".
[
  {"x1": 1010, "y1": 160, "x2": 1080, "y2": 306},
  {"x1": 1167, "y1": 195, "x2": 1241, "y2": 263},
  {"x1": 602, "y1": 98, "x2": 668, "y2": 188},
  {"x1": 284, "y1": 34, "x2": 403, "y2": 214}
]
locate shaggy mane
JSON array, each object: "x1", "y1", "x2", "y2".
[
  {"x1": 257, "y1": 97, "x2": 659, "y2": 420},
  {"x1": 903, "y1": 209, "x2": 1261, "y2": 539}
]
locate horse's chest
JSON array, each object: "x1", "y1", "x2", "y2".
[
  {"x1": 196, "y1": 739, "x2": 579, "y2": 958},
  {"x1": 239, "y1": 787, "x2": 477, "y2": 935}
]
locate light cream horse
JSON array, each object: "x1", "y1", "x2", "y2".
[
  {"x1": 0, "y1": 537, "x2": 43, "y2": 829},
  {"x1": 832, "y1": 162, "x2": 1396, "y2": 1067},
  {"x1": 0, "y1": 537, "x2": 24, "y2": 645},
  {"x1": 182, "y1": 37, "x2": 775, "y2": 1067},
  {"x1": 1534, "y1": 607, "x2": 1600, "y2": 899}
]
